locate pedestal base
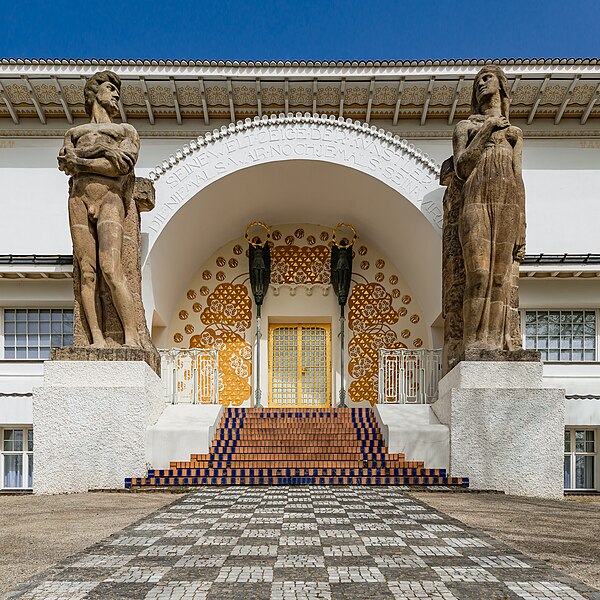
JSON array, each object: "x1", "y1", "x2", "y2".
[
  {"x1": 51, "y1": 346, "x2": 161, "y2": 376},
  {"x1": 432, "y1": 361, "x2": 565, "y2": 499},
  {"x1": 33, "y1": 361, "x2": 164, "y2": 494}
]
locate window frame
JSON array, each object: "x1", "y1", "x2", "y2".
[
  {"x1": 1, "y1": 307, "x2": 74, "y2": 361},
  {"x1": 1, "y1": 427, "x2": 33, "y2": 490},
  {"x1": 521, "y1": 309, "x2": 599, "y2": 363},
  {"x1": 564, "y1": 428, "x2": 597, "y2": 491}
]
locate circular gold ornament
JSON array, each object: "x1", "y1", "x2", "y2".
[
  {"x1": 402, "y1": 295, "x2": 412, "y2": 305},
  {"x1": 389, "y1": 275, "x2": 399, "y2": 285},
  {"x1": 233, "y1": 244, "x2": 243, "y2": 255},
  {"x1": 184, "y1": 324, "x2": 194, "y2": 334},
  {"x1": 216, "y1": 256, "x2": 226, "y2": 267},
  {"x1": 285, "y1": 235, "x2": 294, "y2": 245},
  {"x1": 307, "y1": 235, "x2": 316, "y2": 245},
  {"x1": 228, "y1": 258, "x2": 238, "y2": 268},
  {"x1": 360, "y1": 261, "x2": 370, "y2": 270},
  {"x1": 179, "y1": 310, "x2": 188, "y2": 320},
  {"x1": 216, "y1": 271, "x2": 226, "y2": 281},
  {"x1": 393, "y1": 289, "x2": 401, "y2": 299},
  {"x1": 413, "y1": 338, "x2": 423, "y2": 348},
  {"x1": 245, "y1": 221, "x2": 271, "y2": 247},
  {"x1": 410, "y1": 314, "x2": 420, "y2": 324},
  {"x1": 376, "y1": 259, "x2": 385, "y2": 269},
  {"x1": 200, "y1": 286, "x2": 210, "y2": 296},
  {"x1": 398, "y1": 306, "x2": 408, "y2": 316},
  {"x1": 192, "y1": 302, "x2": 202, "y2": 312},
  {"x1": 294, "y1": 228, "x2": 304, "y2": 239},
  {"x1": 359, "y1": 246, "x2": 368, "y2": 256},
  {"x1": 202, "y1": 270, "x2": 212, "y2": 280},
  {"x1": 401, "y1": 329, "x2": 411, "y2": 339},
  {"x1": 320, "y1": 231, "x2": 329, "y2": 241},
  {"x1": 272, "y1": 230, "x2": 282, "y2": 241},
  {"x1": 173, "y1": 333, "x2": 183, "y2": 343},
  {"x1": 187, "y1": 289, "x2": 197, "y2": 300},
  {"x1": 375, "y1": 272, "x2": 384, "y2": 282},
  {"x1": 332, "y1": 223, "x2": 358, "y2": 248}
]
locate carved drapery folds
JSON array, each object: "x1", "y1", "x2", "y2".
[{"x1": 441, "y1": 65, "x2": 536, "y2": 372}]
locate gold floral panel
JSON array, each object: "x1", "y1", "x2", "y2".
[{"x1": 167, "y1": 223, "x2": 427, "y2": 408}]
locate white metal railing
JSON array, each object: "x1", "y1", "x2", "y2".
[
  {"x1": 159, "y1": 348, "x2": 219, "y2": 404},
  {"x1": 378, "y1": 348, "x2": 442, "y2": 404}
]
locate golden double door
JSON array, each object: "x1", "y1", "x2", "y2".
[{"x1": 268, "y1": 324, "x2": 332, "y2": 407}]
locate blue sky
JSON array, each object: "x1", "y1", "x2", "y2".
[{"x1": 1, "y1": 1, "x2": 599, "y2": 60}]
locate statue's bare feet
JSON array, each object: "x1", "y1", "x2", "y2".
[{"x1": 124, "y1": 330, "x2": 142, "y2": 348}]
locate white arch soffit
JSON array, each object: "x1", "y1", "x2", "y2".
[
  {"x1": 144, "y1": 113, "x2": 443, "y2": 255},
  {"x1": 141, "y1": 114, "x2": 446, "y2": 337}
]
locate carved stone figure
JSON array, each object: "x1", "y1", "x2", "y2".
[
  {"x1": 442, "y1": 65, "x2": 530, "y2": 371},
  {"x1": 56, "y1": 71, "x2": 159, "y2": 372}
]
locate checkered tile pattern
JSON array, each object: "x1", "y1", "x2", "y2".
[{"x1": 8, "y1": 488, "x2": 600, "y2": 599}]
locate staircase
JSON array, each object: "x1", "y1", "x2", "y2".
[{"x1": 125, "y1": 407, "x2": 468, "y2": 488}]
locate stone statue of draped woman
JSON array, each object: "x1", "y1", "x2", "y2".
[{"x1": 451, "y1": 65, "x2": 526, "y2": 353}]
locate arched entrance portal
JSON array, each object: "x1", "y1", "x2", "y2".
[{"x1": 142, "y1": 115, "x2": 445, "y2": 407}]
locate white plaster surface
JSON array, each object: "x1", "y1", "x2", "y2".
[
  {"x1": 146, "y1": 404, "x2": 223, "y2": 469},
  {"x1": 32, "y1": 361, "x2": 163, "y2": 494},
  {"x1": 565, "y1": 398, "x2": 600, "y2": 426},
  {"x1": 438, "y1": 361, "x2": 544, "y2": 395},
  {"x1": 0, "y1": 395, "x2": 32, "y2": 425},
  {"x1": 373, "y1": 404, "x2": 449, "y2": 470},
  {"x1": 433, "y1": 362, "x2": 565, "y2": 499}
]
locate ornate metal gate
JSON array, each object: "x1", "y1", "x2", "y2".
[
  {"x1": 378, "y1": 348, "x2": 442, "y2": 404},
  {"x1": 159, "y1": 348, "x2": 219, "y2": 404}
]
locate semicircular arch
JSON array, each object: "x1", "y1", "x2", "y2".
[{"x1": 143, "y1": 113, "x2": 444, "y2": 255}]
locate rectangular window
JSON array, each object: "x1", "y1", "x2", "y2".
[
  {"x1": 1, "y1": 428, "x2": 33, "y2": 489},
  {"x1": 525, "y1": 310, "x2": 596, "y2": 362},
  {"x1": 564, "y1": 429, "x2": 596, "y2": 491},
  {"x1": 3, "y1": 309, "x2": 73, "y2": 360}
]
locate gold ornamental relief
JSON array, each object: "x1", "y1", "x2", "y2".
[
  {"x1": 348, "y1": 282, "x2": 412, "y2": 405},
  {"x1": 190, "y1": 328, "x2": 252, "y2": 406},
  {"x1": 348, "y1": 283, "x2": 398, "y2": 332},
  {"x1": 200, "y1": 283, "x2": 252, "y2": 330},
  {"x1": 348, "y1": 332, "x2": 406, "y2": 406},
  {"x1": 270, "y1": 244, "x2": 331, "y2": 286}
]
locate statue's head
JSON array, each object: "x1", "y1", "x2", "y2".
[
  {"x1": 84, "y1": 70, "x2": 121, "y2": 118},
  {"x1": 471, "y1": 65, "x2": 510, "y2": 118}
]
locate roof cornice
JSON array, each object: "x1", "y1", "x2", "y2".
[
  {"x1": 2, "y1": 58, "x2": 600, "y2": 79},
  {"x1": 2, "y1": 58, "x2": 600, "y2": 67}
]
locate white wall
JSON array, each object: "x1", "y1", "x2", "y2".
[
  {"x1": 0, "y1": 395, "x2": 33, "y2": 425},
  {"x1": 2, "y1": 133, "x2": 600, "y2": 257},
  {"x1": 0, "y1": 279, "x2": 73, "y2": 395}
]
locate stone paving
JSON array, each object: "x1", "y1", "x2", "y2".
[{"x1": 7, "y1": 487, "x2": 600, "y2": 600}]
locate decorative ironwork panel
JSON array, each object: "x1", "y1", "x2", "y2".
[
  {"x1": 159, "y1": 348, "x2": 219, "y2": 405},
  {"x1": 378, "y1": 348, "x2": 442, "y2": 404}
]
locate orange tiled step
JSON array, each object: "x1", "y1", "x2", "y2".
[{"x1": 125, "y1": 407, "x2": 469, "y2": 489}]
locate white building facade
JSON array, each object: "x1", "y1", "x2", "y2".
[{"x1": 0, "y1": 57, "x2": 599, "y2": 493}]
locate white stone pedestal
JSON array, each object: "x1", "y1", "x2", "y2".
[
  {"x1": 146, "y1": 404, "x2": 223, "y2": 470},
  {"x1": 373, "y1": 404, "x2": 449, "y2": 471},
  {"x1": 432, "y1": 361, "x2": 565, "y2": 499},
  {"x1": 33, "y1": 361, "x2": 164, "y2": 494}
]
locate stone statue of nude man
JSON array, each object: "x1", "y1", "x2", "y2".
[{"x1": 58, "y1": 71, "x2": 141, "y2": 348}]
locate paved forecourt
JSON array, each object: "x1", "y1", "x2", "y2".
[{"x1": 7, "y1": 487, "x2": 600, "y2": 600}]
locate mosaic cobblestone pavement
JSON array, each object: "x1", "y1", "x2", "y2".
[{"x1": 7, "y1": 487, "x2": 600, "y2": 600}]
